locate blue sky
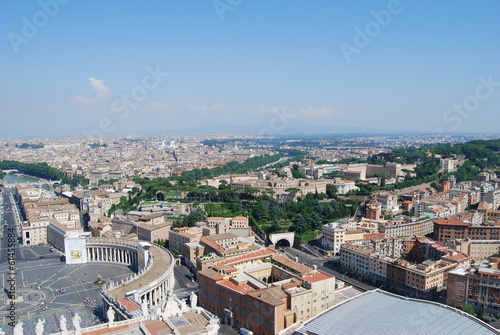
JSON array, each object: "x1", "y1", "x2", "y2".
[{"x1": 1, "y1": 0, "x2": 499, "y2": 137}]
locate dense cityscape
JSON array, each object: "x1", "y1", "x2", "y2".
[{"x1": 1, "y1": 134, "x2": 500, "y2": 334}]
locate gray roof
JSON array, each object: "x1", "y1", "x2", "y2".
[{"x1": 298, "y1": 290, "x2": 499, "y2": 335}]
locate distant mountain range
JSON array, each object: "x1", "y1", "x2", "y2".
[{"x1": 166, "y1": 121, "x2": 426, "y2": 136}]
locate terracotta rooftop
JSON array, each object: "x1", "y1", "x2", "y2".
[
  {"x1": 198, "y1": 268, "x2": 224, "y2": 281},
  {"x1": 442, "y1": 253, "x2": 469, "y2": 262},
  {"x1": 212, "y1": 248, "x2": 276, "y2": 271},
  {"x1": 433, "y1": 219, "x2": 470, "y2": 227},
  {"x1": 247, "y1": 286, "x2": 287, "y2": 307},
  {"x1": 301, "y1": 271, "x2": 334, "y2": 283},
  {"x1": 81, "y1": 321, "x2": 142, "y2": 334},
  {"x1": 272, "y1": 254, "x2": 311, "y2": 274},
  {"x1": 116, "y1": 297, "x2": 141, "y2": 312},
  {"x1": 217, "y1": 278, "x2": 255, "y2": 294},
  {"x1": 200, "y1": 237, "x2": 225, "y2": 253}
]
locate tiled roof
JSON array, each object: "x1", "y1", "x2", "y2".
[
  {"x1": 301, "y1": 271, "x2": 333, "y2": 283},
  {"x1": 212, "y1": 248, "x2": 276, "y2": 271},
  {"x1": 247, "y1": 287, "x2": 286, "y2": 307},
  {"x1": 433, "y1": 219, "x2": 470, "y2": 227},
  {"x1": 272, "y1": 254, "x2": 311, "y2": 274}
]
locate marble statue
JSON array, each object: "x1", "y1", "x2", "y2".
[
  {"x1": 190, "y1": 291, "x2": 198, "y2": 308},
  {"x1": 73, "y1": 313, "x2": 82, "y2": 335},
  {"x1": 13, "y1": 321, "x2": 23, "y2": 335},
  {"x1": 107, "y1": 308, "x2": 115, "y2": 327},
  {"x1": 59, "y1": 315, "x2": 68, "y2": 334},
  {"x1": 35, "y1": 318, "x2": 45, "y2": 335}
]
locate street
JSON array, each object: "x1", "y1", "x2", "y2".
[
  {"x1": 283, "y1": 246, "x2": 377, "y2": 292},
  {"x1": 173, "y1": 264, "x2": 199, "y2": 299},
  {"x1": 1, "y1": 188, "x2": 22, "y2": 263}
]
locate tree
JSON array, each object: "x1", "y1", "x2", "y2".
[
  {"x1": 270, "y1": 218, "x2": 281, "y2": 233},
  {"x1": 380, "y1": 177, "x2": 386, "y2": 187},
  {"x1": 291, "y1": 165, "x2": 307, "y2": 179},
  {"x1": 218, "y1": 179, "x2": 229, "y2": 190},
  {"x1": 183, "y1": 208, "x2": 206, "y2": 227},
  {"x1": 285, "y1": 188, "x2": 301, "y2": 200},
  {"x1": 326, "y1": 184, "x2": 337, "y2": 198},
  {"x1": 156, "y1": 192, "x2": 165, "y2": 201}
]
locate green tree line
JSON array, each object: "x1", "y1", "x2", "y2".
[
  {"x1": 181, "y1": 154, "x2": 282, "y2": 182},
  {"x1": 0, "y1": 160, "x2": 65, "y2": 180}
]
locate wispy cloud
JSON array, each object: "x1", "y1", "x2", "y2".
[
  {"x1": 71, "y1": 77, "x2": 110, "y2": 105},
  {"x1": 151, "y1": 101, "x2": 170, "y2": 110},
  {"x1": 71, "y1": 95, "x2": 93, "y2": 105}
]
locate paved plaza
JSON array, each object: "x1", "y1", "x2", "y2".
[{"x1": 0, "y1": 244, "x2": 136, "y2": 331}]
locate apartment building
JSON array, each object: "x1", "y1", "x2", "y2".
[
  {"x1": 372, "y1": 192, "x2": 399, "y2": 213},
  {"x1": 483, "y1": 189, "x2": 500, "y2": 210},
  {"x1": 378, "y1": 218, "x2": 434, "y2": 238},
  {"x1": 447, "y1": 238, "x2": 500, "y2": 262},
  {"x1": 320, "y1": 219, "x2": 357, "y2": 255},
  {"x1": 340, "y1": 237, "x2": 469, "y2": 299},
  {"x1": 365, "y1": 200, "x2": 382, "y2": 220},
  {"x1": 447, "y1": 261, "x2": 500, "y2": 317},
  {"x1": 434, "y1": 218, "x2": 500, "y2": 243},
  {"x1": 440, "y1": 158, "x2": 457, "y2": 173}
]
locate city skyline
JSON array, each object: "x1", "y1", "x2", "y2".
[{"x1": 1, "y1": 1, "x2": 500, "y2": 137}]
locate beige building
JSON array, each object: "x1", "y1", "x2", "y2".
[
  {"x1": 321, "y1": 219, "x2": 358, "y2": 255},
  {"x1": 344, "y1": 229, "x2": 365, "y2": 243},
  {"x1": 379, "y1": 218, "x2": 434, "y2": 238},
  {"x1": 447, "y1": 238, "x2": 500, "y2": 262},
  {"x1": 21, "y1": 197, "x2": 81, "y2": 246},
  {"x1": 169, "y1": 226, "x2": 204, "y2": 256},
  {"x1": 137, "y1": 222, "x2": 171, "y2": 242},
  {"x1": 205, "y1": 216, "x2": 252, "y2": 237},
  {"x1": 440, "y1": 158, "x2": 457, "y2": 173}
]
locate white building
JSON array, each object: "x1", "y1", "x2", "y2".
[
  {"x1": 372, "y1": 192, "x2": 399, "y2": 213},
  {"x1": 321, "y1": 219, "x2": 357, "y2": 255}
]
